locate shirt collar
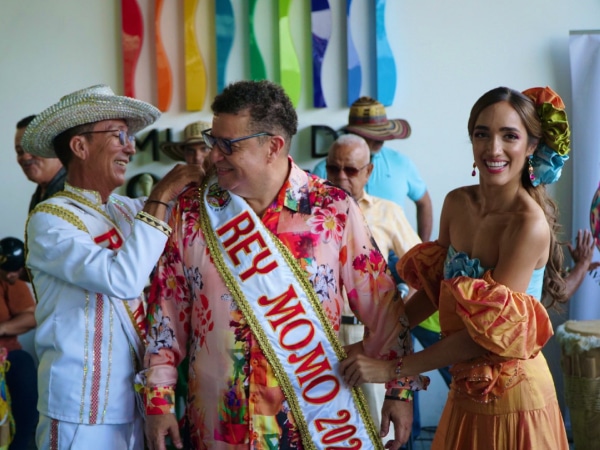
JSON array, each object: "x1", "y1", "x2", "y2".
[
  {"x1": 357, "y1": 190, "x2": 374, "y2": 207},
  {"x1": 273, "y1": 156, "x2": 312, "y2": 215},
  {"x1": 64, "y1": 182, "x2": 105, "y2": 206}
]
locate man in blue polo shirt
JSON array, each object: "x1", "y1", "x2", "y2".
[
  {"x1": 313, "y1": 97, "x2": 437, "y2": 449},
  {"x1": 312, "y1": 96, "x2": 432, "y2": 242}
]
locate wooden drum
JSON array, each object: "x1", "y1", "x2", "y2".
[{"x1": 556, "y1": 320, "x2": 600, "y2": 450}]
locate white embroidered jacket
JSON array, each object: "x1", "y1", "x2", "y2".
[{"x1": 26, "y1": 184, "x2": 168, "y2": 424}]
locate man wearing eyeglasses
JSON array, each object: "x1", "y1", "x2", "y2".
[
  {"x1": 22, "y1": 85, "x2": 204, "y2": 450},
  {"x1": 326, "y1": 134, "x2": 451, "y2": 449},
  {"x1": 312, "y1": 97, "x2": 432, "y2": 243},
  {"x1": 142, "y1": 80, "x2": 428, "y2": 450},
  {"x1": 325, "y1": 133, "x2": 422, "y2": 285},
  {"x1": 325, "y1": 133, "x2": 421, "y2": 431}
]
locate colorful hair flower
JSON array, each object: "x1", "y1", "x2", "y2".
[
  {"x1": 522, "y1": 86, "x2": 566, "y2": 110},
  {"x1": 529, "y1": 144, "x2": 569, "y2": 187},
  {"x1": 522, "y1": 86, "x2": 571, "y2": 185},
  {"x1": 537, "y1": 103, "x2": 570, "y2": 156}
]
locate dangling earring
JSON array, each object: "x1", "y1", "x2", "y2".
[
  {"x1": 471, "y1": 162, "x2": 477, "y2": 177},
  {"x1": 528, "y1": 156, "x2": 535, "y2": 183}
]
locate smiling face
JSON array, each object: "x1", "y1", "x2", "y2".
[
  {"x1": 15, "y1": 126, "x2": 63, "y2": 186},
  {"x1": 209, "y1": 111, "x2": 274, "y2": 198},
  {"x1": 471, "y1": 101, "x2": 537, "y2": 187},
  {"x1": 69, "y1": 119, "x2": 135, "y2": 201}
]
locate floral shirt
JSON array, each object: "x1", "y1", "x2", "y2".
[{"x1": 144, "y1": 160, "x2": 421, "y2": 449}]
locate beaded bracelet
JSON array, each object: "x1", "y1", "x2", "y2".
[
  {"x1": 394, "y1": 357, "x2": 411, "y2": 390},
  {"x1": 146, "y1": 199, "x2": 170, "y2": 208},
  {"x1": 395, "y1": 357, "x2": 404, "y2": 378}
]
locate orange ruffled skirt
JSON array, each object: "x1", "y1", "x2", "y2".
[{"x1": 432, "y1": 352, "x2": 568, "y2": 450}]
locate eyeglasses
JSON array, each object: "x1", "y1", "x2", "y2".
[
  {"x1": 325, "y1": 163, "x2": 370, "y2": 177},
  {"x1": 201, "y1": 128, "x2": 273, "y2": 155},
  {"x1": 79, "y1": 129, "x2": 135, "y2": 146}
]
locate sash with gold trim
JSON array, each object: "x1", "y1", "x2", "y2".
[
  {"x1": 35, "y1": 191, "x2": 146, "y2": 363},
  {"x1": 200, "y1": 177, "x2": 383, "y2": 450}
]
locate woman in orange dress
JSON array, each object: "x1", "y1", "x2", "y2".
[{"x1": 341, "y1": 86, "x2": 570, "y2": 450}]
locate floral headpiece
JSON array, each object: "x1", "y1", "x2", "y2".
[{"x1": 521, "y1": 86, "x2": 570, "y2": 186}]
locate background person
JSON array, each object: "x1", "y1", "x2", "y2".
[
  {"x1": 340, "y1": 86, "x2": 571, "y2": 449},
  {"x1": 14, "y1": 115, "x2": 66, "y2": 212},
  {"x1": 312, "y1": 96, "x2": 432, "y2": 242},
  {"x1": 325, "y1": 133, "x2": 421, "y2": 429},
  {"x1": 312, "y1": 100, "x2": 436, "y2": 388},
  {"x1": 325, "y1": 134, "x2": 450, "y2": 449},
  {"x1": 0, "y1": 237, "x2": 37, "y2": 450},
  {"x1": 563, "y1": 228, "x2": 600, "y2": 298},
  {"x1": 160, "y1": 119, "x2": 213, "y2": 448},
  {"x1": 160, "y1": 120, "x2": 212, "y2": 168},
  {"x1": 22, "y1": 84, "x2": 203, "y2": 450}
]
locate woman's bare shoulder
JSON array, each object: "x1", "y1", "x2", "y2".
[
  {"x1": 508, "y1": 207, "x2": 549, "y2": 244},
  {"x1": 508, "y1": 193, "x2": 548, "y2": 235},
  {"x1": 446, "y1": 185, "x2": 477, "y2": 201},
  {"x1": 443, "y1": 185, "x2": 479, "y2": 211},
  {"x1": 499, "y1": 196, "x2": 550, "y2": 266},
  {"x1": 439, "y1": 186, "x2": 479, "y2": 246}
]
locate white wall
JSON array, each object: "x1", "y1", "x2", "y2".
[
  {"x1": 5, "y1": 0, "x2": 600, "y2": 241},
  {"x1": 3, "y1": 0, "x2": 600, "y2": 428}
]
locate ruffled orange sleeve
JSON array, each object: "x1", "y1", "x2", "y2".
[
  {"x1": 396, "y1": 241, "x2": 447, "y2": 308},
  {"x1": 440, "y1": 270, "x2": 553, "y2": 359}
]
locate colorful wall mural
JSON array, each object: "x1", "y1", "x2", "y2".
[{"x1": 120, "y1": 0, "x2": 397, "y2": 111}]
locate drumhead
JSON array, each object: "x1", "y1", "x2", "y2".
[{"x1": 565, "y1": 320, "x2": 600, "y2": 337}]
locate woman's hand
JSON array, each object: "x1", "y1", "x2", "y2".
[{"x1": 339, "y1": 352, "x2": 397, "y2": 386}]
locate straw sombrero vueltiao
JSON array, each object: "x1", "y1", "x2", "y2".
[
  {"x1": 344, "y1": 96, "x2": 411, "y2": 141},
  {"x1": 160, "y1": 121, "x2": 211, "y2": 162},
  {"x1": 21, "y1": 84, "x2": 161, "y2": 158}
]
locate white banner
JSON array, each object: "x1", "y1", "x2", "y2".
[{"x1": 569, "y1": 31, "x2": 600, "y2": 320}]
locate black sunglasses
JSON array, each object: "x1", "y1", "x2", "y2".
[
  {"x1": 325, "y1": 163, "x2": 370, "y2": 177},
  {"x1": 201, "y1": 128, "x2": 273, "y2": 155}
]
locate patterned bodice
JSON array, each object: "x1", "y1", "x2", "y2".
[{"x1": 444, "y1": 245, "x2": 545, "y2": 300}]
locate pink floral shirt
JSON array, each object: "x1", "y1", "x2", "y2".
[{"x1": 144, "y1": 160, "x2": 421, "y2": 449}]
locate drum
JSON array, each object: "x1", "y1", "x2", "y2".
[{"x1": 556, "y1": 320, "x2": 600, "y2": 450}]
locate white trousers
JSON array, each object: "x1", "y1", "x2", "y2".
[{"x1": 36, "y1": 414, "x2": 144, "y2": 450}]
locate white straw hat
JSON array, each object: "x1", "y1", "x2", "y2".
[{"x1": 22, "y1": 84, "x2": 161, "y2": 158}]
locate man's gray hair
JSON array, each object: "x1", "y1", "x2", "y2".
[{"x1": 328, "y1": 134, "x2": 370, "y2": 158}]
